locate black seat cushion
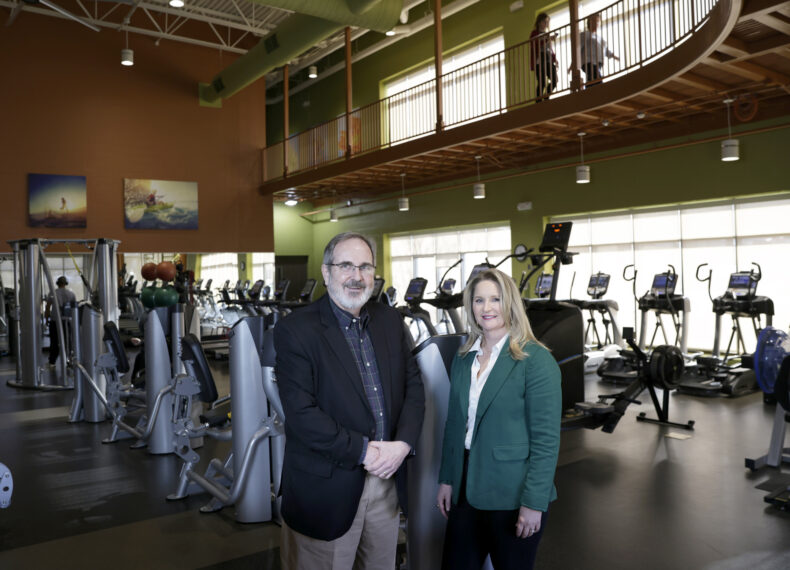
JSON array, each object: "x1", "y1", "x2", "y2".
[
  {"x1": 181, "y1": 334, "x2": 219, "y2": 403},
  {"x1": 103, "y1": 322, "x2": 130, "y2": 373}
]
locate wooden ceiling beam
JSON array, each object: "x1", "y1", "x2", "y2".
[
  {"x1": 739, "y1": 0, "x2": 790, "y2": 21},
  {"x1": 732, "y1": 60, "x2": 790, "y2": 84},
  {"x1": 753, "y1": 13, "x2": 790, "y2": 36},
  {"x1": 673, "y1": 72, "x2": 729, "y2": 91}
]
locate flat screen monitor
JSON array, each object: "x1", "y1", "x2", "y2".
[
  {"x1": 539, "y1": 222, "x2": 573, "y2": 253},
  {"x1": 535, "y1": 273, "x2": 553, "y2": 298},
  {"x1": 404, "y1": 278, "x2": 428, "y2": 303},
  {"x1": 650, "y1": 273, "x2": 677, "y2": 296}
]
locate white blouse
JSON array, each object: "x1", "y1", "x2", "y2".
[{"x1": 465, "y1": 334, "x2": 510, "y2": 450}]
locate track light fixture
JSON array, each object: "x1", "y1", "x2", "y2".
[
  {"x1": 473, "y1": 155, "x2": 485, "y2": 199},
  {"x1": 398, "y1": 173, "x2": 409, "y2": 211},
  {"x1": 721, "y1": 97, "x2": 739, "y2": 162},
  {"x1": 308, "y1": 65, "x2": 318, "y2": 79},
  {"x1": 576, "y1": 132, "x2": 590, "y2": 184}
]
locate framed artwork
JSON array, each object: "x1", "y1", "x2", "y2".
[
  {"x1": 28, "y1": 173, "x2": 87, "y2": 228},
  {"x1": 123, "y1": 178, "x2": 198, "y2": 230}
]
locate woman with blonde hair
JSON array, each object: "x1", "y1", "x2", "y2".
[{"x1": 437, "y1": 268, "x2": 561, "y2": 570}]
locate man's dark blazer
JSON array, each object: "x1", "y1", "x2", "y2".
[{"x1": 273, "y1": 294, "x2": 425, "y2": 541}]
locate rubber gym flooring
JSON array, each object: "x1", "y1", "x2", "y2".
[{"x1": 0, "y1": 354, "x2": 789, "y2": 569}]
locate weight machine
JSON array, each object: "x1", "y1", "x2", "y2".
[{"x1": 6, "y1": 238, "x2": 119, "y2": 391}]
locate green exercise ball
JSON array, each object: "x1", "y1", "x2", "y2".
[
  {"x1": 154, "y1": 285, "x2": 179, "y2": 307},
  {"x1": 140, "y1": 286, "x2": 156, "y2": 309}
]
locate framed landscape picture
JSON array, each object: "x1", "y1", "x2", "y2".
[
  {"x1": 28, "y1": 173, "x2": 87, "y2": 228},
  {"x1": 123, "y1": 178, "x2": 198, "y2": 230}
]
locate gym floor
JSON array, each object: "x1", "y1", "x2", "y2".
[{"x1": 0, "y1": 354, "x2": 788, "y2": 569}]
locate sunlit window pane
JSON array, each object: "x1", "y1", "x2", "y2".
[
  {"x1": 736, "y1": 199, "x2": 790, "y2": 237},
  {"x1": 633, "y1": 210, "x2": 680, "y2": 242}
]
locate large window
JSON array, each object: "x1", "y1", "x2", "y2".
[
  {"x1": 199, "y1": 253, "x2": 239, "y2": 292},
  {"x1": 252, "y1": 253, "x2": 276, "y2": 288},
  {"x1": 384, "y1": 34, "x2": 505, "y2": 143},
  {"x1": 389, "y1": 224, "x2": 512, "y2": 326},
  {"x1": 553, "y1": 195, "x2": 790, "y2": 352}
]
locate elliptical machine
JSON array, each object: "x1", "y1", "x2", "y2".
[
  {"x1": 637, "y1": 265, "x2": 690, "y2": 355},
  {"x1": 568, "y1": 272, "x2": 623, "y2": 372},
  {"x1": 678, "y1": 263, "x2": 769, "y2": 397}
]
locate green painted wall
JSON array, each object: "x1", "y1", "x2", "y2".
[{"x1": 274, "y1": 124, "x2": 790, "y2": 296}]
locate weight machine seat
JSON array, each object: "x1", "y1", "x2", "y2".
[
  {"x1": 181, "y1": 334, "x2": 219, "y2": 404},
  {"x1": 103, "y1": 322, "x2": 130, "y2": 374}
]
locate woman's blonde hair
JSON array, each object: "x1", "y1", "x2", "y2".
[{"x1": 460, "y1": 268, "x2": 543, "y2": 360}]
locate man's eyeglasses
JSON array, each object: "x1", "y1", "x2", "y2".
[{"x1": 327, "y1": 262, "x2": 376, "y2": 275}]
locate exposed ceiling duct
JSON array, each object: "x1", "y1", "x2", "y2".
[{"x1": 199, "y1": 0, "x2": 403, "y2": 106}]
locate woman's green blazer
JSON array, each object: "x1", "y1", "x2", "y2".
[{"x1": 438, "y1": 340, "x2": 562, "y2": 512}]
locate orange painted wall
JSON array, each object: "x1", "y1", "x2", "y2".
[{"x1": 0, "y1": 15, "x2": 272, "y2": 253}]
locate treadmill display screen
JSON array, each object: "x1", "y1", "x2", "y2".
[
  {"x1": 300, "y1": 279, "x2": 316, "y2": 296},
  {"x1": 587, "y1": 273, "x2": 610, "y2": 296},
  {"x1": 728, "y1": 273, "x2": 751, "y2": 288},
  {"x1": 727, "y1": 273, "x2": 757, "y2": 298},
  {"x1": 371, "y1": 278, "x2": 384, "y2": 298},
  {"x1": 405, "y1": 278, "x2": 427, "y2": 302},
  {"x1": 535, "y1": 274, "x2": 553, "y2": 297},
  {"x1": 651, "y1": 273, "x2": 677, "y2": 295},
  {"x1": 539, "y1": 222, "x2": 573, "y2": 253},
  {"x1": 467, "y1": 264, "x2": 491, "y2": 284},
  {"x1": 440, "y1": 279, "x2": 456, "y2": 294}
]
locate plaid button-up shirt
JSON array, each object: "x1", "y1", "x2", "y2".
[{"x1": 330, "y1": 300, "x2": 388, "y2": 462}]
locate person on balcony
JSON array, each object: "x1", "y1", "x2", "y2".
[
  {"x1": 530, "y1": 13, "x2": 558, "y2": 101},
  {"x1": 580, "y1": 13, "x2": 620, "y2": 86}
]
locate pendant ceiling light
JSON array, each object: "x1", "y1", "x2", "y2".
[
  {"x1": 721, "y1": 97, "x2": 739, "y2": 162},
  {"x1": 121, "y1": 30, "x2": 134, "y2": 67},
  {"x1": 473, "y1": 155, "x2": 485, "y2": 199},
  {"x1": 576, "y1": 132, "x2": 590, "y2": 184},
  {"x1": 398, "y1": 173, "x2": 409, "y2": 211}
]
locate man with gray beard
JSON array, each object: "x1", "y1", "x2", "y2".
[{"x1": 274, "y1": 232, "x2": 425, "y2": 569}]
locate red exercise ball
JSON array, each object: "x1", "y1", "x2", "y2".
[
  {"x1": 141, "y1": 262, "x2": 158, "y2": 281},
  {"x1": 156, "y1": 261, "x2": 177, "y2": 282}
]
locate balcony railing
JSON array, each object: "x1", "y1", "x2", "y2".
[{"x1": 264, "y1": 0, "x2": 719, "y2": 183}]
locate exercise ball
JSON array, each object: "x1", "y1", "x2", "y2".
[
  {"x1": 154, "y1": 285, "x2": 179, "y2": 307},
  {"x1": 140, "y1": 286, "x2": 156, "y2": 309},
  {"x1": 156, "y1": 261, "x2": 177, "y2": 282},
  {"x1": 141, "y1": 262, "x2": 158, "y2": 281}
]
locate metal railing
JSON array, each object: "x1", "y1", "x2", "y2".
[{"x1": 264, "y1": 0, "x2": 720, "y2": 182}]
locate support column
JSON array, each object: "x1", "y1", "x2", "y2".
[
  {"x1": 283, "y1": 64, "x2": 289, "y2": 177},
  {"x1": 345, "y1": 27, "x2": 353, "y2": 158},
  {"x1": 569, "y1": 0, "x2": 582, "y2": 92},
  {"x1": 261, "y1": 76, "x2": 268, "y2": 183},
  {"x1": 433, "y1": 0, "x2": 443, "y2": 133}
]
